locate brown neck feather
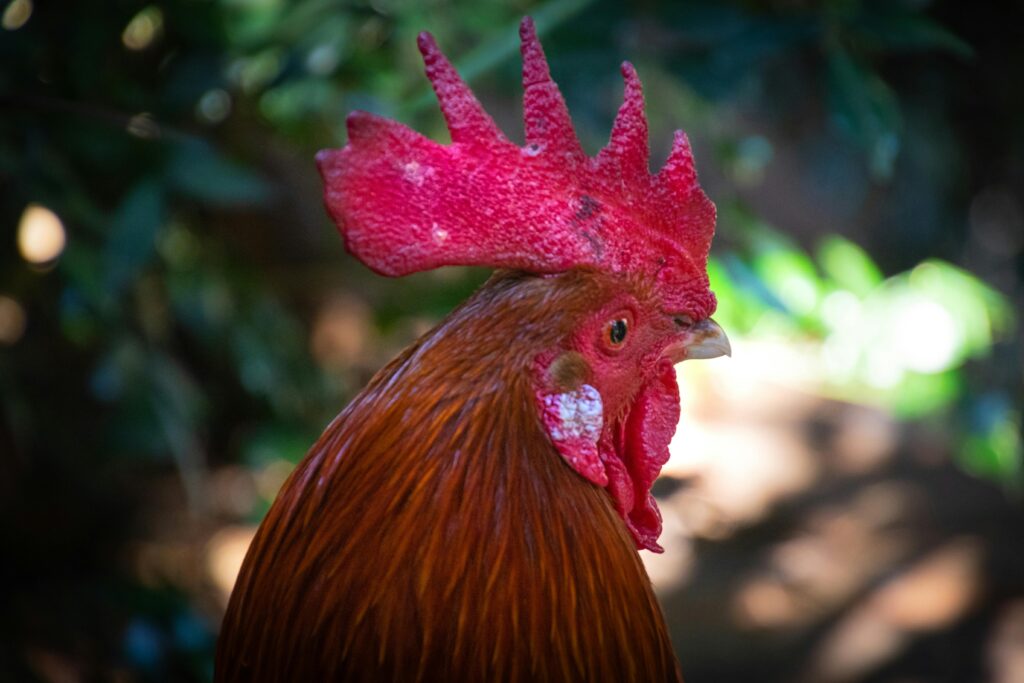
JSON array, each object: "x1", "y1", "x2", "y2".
[{"x1": 216, "y1": 271, "x2": 682, "y2": 682}]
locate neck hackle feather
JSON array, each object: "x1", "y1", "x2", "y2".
[{"x1": 217, "y1": 272, "x2": 683, "y2": 681}]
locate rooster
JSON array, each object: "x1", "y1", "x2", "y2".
[{"x1": 216, "y1": 17, "x2": 729, "y2": 682}]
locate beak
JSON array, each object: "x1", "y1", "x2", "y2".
[{"x1": 665, "y1": 318, "x2": 731, "y2": 363}]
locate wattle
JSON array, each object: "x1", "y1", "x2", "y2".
[
  {"x1": 537, "y1": 359, "x2": 681, "y2": 552},
  {"x1": 603, "y1": 359, "x2": 680, "y2": 552}
]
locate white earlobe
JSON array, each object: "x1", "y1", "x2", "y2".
[{"x1": 541, "y1": 384, "x2": 603, "y2": 443}]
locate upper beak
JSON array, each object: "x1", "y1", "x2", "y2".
[{"x1": 665, "y1": 317, "x2": 731, "y2": 364}]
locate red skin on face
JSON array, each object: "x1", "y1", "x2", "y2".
[{"x1": 536, "y1": 288, "x2": 686, "y2": 551}]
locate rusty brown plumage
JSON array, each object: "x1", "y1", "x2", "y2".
[{"x1": 216, "y1": 271, "x2": 683, "y2": 682}]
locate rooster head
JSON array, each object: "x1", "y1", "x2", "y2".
[{"x1": 316, "y1": 17, "x2": 729, "y2": 552}]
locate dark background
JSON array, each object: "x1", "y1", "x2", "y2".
[{"x1": 1, "y1": 0, "x2": 1022, "y2": 681}]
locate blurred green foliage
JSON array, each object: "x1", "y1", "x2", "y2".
[{"x1": 1, "y1": 0, "x2": 1022, "y2": 680}]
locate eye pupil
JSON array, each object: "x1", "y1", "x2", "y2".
[{"x1": 609, "y1": 319, "x2": 628, "y2": 345}]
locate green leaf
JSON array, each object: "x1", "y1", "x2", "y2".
[
  {"x1": 907, "y1": 260, "x2": 1014, "y2": 355},
  {"x1": 960, "y1": 402, "x2": 1022, "y2": 483},
  {"x1": 888, "y1": 370, "x2": 960, "y2": 418},
  {"x1": 825, "y1": 45, "x2": 902, "y2": 179},
  {"x1": 242, "y1": 423, "x2": 317, "y2": 466},
  {"x1": 168, "y1": 140, "x2": 273, "y2": 207},
  {"x1": 851, "y1": 10, "x2": 974, "y2": 59},
  {"x1": 817, "y1": 235, "x2": 883, "y2": 296},
  {"x1": 260, "y1": 78, "x2": 340, "y2": 127},
  {"x1": 105, "y1": 180, "x2": 166, "y2": 294},
  {"x1": 752, "y1": 244, "x2": 823, "y2": 318}
]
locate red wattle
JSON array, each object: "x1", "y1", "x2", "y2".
[
  {"x1": 605, "y1": 359, "x2": 680, "y2": 552},
  {"x1": 536, "y1": 360, "x2": 682, "y2": 552}
]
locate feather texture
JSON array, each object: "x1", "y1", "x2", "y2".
[{"x1": 216, "y1": 271, "x2": 682, "y2": 682}]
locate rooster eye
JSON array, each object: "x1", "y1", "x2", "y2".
[{"x1": 608, "y1": 319, "x2": 628, "y2": 346}]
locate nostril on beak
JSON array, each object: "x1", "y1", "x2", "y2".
[{"x1": 673, "y1": 315, "x2": 694, "y2": 329}]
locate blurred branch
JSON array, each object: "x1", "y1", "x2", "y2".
[{"x1": 0, "y1": 93, "x2": 203, "y2": 144}]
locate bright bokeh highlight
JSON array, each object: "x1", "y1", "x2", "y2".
[{"x1": 17, "y1": 203, "x2": 66, "y2": 265}]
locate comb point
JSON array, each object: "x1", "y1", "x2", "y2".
[
  {"x1": 345, "y1": 110, "x2": 380, "y2": 141},
  {"x1": 660, "y1": 130, "x2": 698, "y2": 190},
  {"x1": 519, "y1": 16, "x2": 550, "y2": 87},
  {"x1": 598, "y1": 60, "x2": 649, "y2": 182},
  {"x1": 416, "y1": 31, "x2": 435, "y2": 54},
  {"x1": 417, "y1": 29, "x2": 502, "y2": 145},
  {"x1": 518, "y1": 15, "x2": 582, "y2": 160}
]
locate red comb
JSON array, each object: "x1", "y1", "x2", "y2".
[{"x1": 316, "y1": 17, "x2": 717, "y2": 316}]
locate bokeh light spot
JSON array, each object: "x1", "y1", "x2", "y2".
[
  {"x1": 122, "y1": 6, "x2": 163, "y2": 51},
  {"x1": 821, "y1": 289, "x2": 861, "y2": 330},
  {"x1": 17, "y1": 203, "x2": 66, "y2": 265},
  {"x1": 0, "y1": 295, "x2": 27, "y2": 345},
  {"x1": 126, "y1": 112, "x2": 160, "y2": 139},
  {"x1": 306, "y1": 43, "x2": 339, "y2": 75},
  {"x1": 206, "y1": 525, "x2": 257, "y2": 604},
  {"x1": 197, "y1": 88, "x2": 232, "y2": 124},
  {"x1": 1, "y1": 0, "x2": 31, "y2": 30},
  {"x1": 893, "y1": 297, "x2": 959, "y2": 373}
]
